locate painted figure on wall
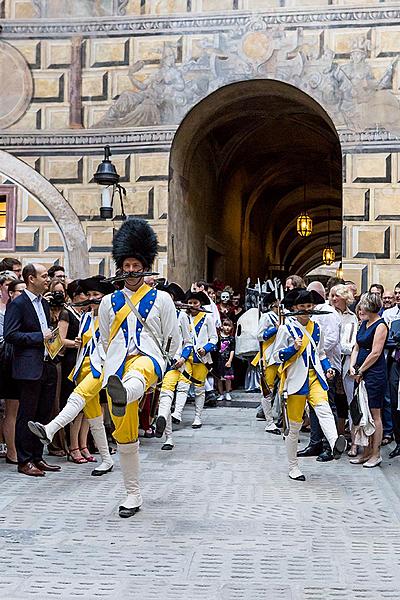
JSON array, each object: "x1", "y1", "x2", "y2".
[{"x1": 93, "y1": 26, "x2": 400, "y2": 134}]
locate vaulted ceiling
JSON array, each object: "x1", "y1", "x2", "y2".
[{"x1": 170, "y1": 79, "x2": 342, "y2": 285}]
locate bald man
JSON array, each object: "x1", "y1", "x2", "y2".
[{"x1": 297, "y1": 281, "x2": 341, "y2": 462}]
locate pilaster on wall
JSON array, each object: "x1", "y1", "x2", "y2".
[{"x1": 342, "y1": 150, "x2": 400, "y2": 291}]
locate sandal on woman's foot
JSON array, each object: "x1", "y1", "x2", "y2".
[
  {"x1": 347, "y1": 446, "x2": 358, "y2": 457},
  {"x1": 79, "y1": 447, "x2": 97, "y2": 462},
  {"x1": 67, "y1": 448, "x2": 88, "y2": 464},
  {"x1": 381, "y1": 436, "x2": 393, "y2": 447},
  {"x1": 349, "y1": 455, "x2": 371, "y2": 465}
]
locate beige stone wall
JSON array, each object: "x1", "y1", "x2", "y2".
[
  {"x1": 342, "y1": 151, "x2": 400, "y2": 292},
  {"x1": 1, "y1": 2, "x2": 400, "y2": 289},
  {"x1": 0, "y1": 174, "x2": 64, "y2": 268}
]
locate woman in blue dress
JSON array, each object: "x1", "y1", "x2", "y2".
[{"x1": 349, "y1": 292, "x2": 388, "y2": 467}]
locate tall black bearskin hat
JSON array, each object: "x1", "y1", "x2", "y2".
[
  {"x1": 112, "y1": 217, "x2": 158, "y2": 270},
  {"x1": 80, "y1": 275, "x2": 115, "y2": 296}
]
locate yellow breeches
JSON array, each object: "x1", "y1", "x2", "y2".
[
  {"x1": 178, "y1": 360, "x2": 208, "y2": 387},
  {"x1": 287, "y1": 370, "x2": 328, "y2": 423},
  {"x1": 108, "y1": 354, "x2": 158, "y2": 445},
  {"x1": 74, "y1": 358, "x2": 103, "y2": 419},
  {"x1": 161, "y1": 368, "x2": 182, "y2": 392},
  {"x1": 265, "y1": 364, "x2": 279, "y2": 390}
]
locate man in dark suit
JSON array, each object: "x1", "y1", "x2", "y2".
[{"x1": 4, "y1": 263, "x2": 61, "y2": 476}]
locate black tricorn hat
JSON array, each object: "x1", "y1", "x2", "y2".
[
  {"x1": 112, "y1": 217, "x2": 158, "y2": 269},
  {"x1": 185, "y1": 290, "x2": 210, "y2": 305},
  {"x1": 262, "y1": 291, "x2": 278, "y2": 310},
  {"x1": 292, "y1": 289, "x2": 325, "y2": 306},
  {"x1": 80, "y1": 275, "x2": 114, "y2": 296},
  {"x1": 166, "y1": 283, "x2": 186, "y2": 303},
  {"x1": 282, "y1": 288, "x2": 302, "y2": 309}
]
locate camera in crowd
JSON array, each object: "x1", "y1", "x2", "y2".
[{"x1": 46, "y1": 291, "x2": 65, "y2": 307}]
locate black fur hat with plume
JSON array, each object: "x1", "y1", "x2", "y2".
[{"x1": 112, "y1": 218, "x2": 158, "y2": 269}]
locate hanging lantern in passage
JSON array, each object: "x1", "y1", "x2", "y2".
[
  {"x1": 336, "y1": 262, "x2": 344, "y2": 279},
  {"x1": 297, "y1": 211, "x2": 313, "y2": 237},
  {"x1": 322, "y1": 246, "x2": 336, "y2": 265}
]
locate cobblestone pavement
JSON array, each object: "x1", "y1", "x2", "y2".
[{"x1": 1, "y1": 398, "x2": 400, "y2": 600}]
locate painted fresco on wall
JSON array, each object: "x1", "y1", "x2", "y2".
[
  {"x1": 32, "y1": 0, "x2": 126, "y2": 17},
  {"x1": 0, "y1": 42, "x2": 33, "y2": 129},
  {"x1": 93, "y1": 23, "x2": 400, "y2": 134}
]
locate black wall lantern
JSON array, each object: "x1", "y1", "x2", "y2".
[{"x1": 94, "y1": 145, "x2": 126, "y2": 219}]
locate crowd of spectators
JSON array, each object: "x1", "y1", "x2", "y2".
[{"x1": 1, "y1": 255, "x2": 399, "y2": 472}]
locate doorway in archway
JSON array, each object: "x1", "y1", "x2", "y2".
[{"x1": 168, "y1": 80, "x2": 342, "y2": 291}]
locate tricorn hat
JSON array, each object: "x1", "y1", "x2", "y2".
[
  {"x1": 185, "y1": 290, "x2": 210, "y2": 306},
  {"x1": 112, "y1": 217, "x2": 158, "y2": 269},
  {"x1": 166, "y1": 282, "x2": 186, "y2": 303},
  {"x1": 292, "y1": 289, "x2": 325, "y2": 306},
  {"x1": 282, "y1": 288, "x2": 302, "y2": 309},
  {"x1": 80, "y1": 275, "x2": 114, "y2": 296},
  {"x1": 262, "y1": 291, "x2": 278, "y2": 310}
]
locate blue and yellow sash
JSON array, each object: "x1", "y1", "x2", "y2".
[
  {"x1": 278, "y1": 320, "x2": 315, "y2": 393},
  {"x1": 109, "y1": 284, "x2": 160, "y2": 379}
]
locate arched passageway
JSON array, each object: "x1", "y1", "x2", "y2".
[
  {"x1": 168, "y1": 80, "x2": 342, "y2": 290},
  {"x1": 0, "y1": 150, "x2": 89, "y2": 278}
]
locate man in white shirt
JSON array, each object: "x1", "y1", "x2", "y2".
[{"x1": 4, "y1": 264, "x2": 61, "y2": 477}]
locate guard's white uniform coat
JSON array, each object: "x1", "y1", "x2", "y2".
[
  {"x1": 189, "y1": 311, "x2": 218, "y2": 364},
  {"x1": 176, "y1": 310, "x2": 192, "y2": 361},
  {"x1": 98, "y1": 285, "x2": 180, "y2": 385},
  {"x1": 257, "y1": 310, "x2": 279, "y2": 363},
  {"x1": 272, "y1": 319, "x2": 330, "y2": 395}
]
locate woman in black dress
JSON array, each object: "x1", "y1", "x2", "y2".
[
  {"x1": 58, "y1": 280, "x2": 96, "y2": 464},
  {"x1": 0, "y1": 278, "x2": 26, "y2": 463},
  {"x1": 350, "y1": 292, "x2": 388, "y2": 468}
]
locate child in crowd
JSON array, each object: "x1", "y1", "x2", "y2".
[{"x1": 216, "y1": 318, "x2": 235, "y2": 401}]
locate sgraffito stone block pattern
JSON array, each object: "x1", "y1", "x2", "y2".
[{"x1": 0, "y1": 405, "x2": 399, "y2": 599}]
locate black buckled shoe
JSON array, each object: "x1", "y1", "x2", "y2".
[
  {"x1": 119, "y1": 505, "x2": 140, "y2": 518},
  {"x1": 333, "y1": 435, "x2": 347, "y2": 459},
  {"x1": 297, "y1": 443, "x2": 323, "y2": 458},
  {"x1": 107, "y1": 375, "x2": 127, "y2": 417},
  {"x1": 316, "y1": 449, "x2": 333, "y2": 462},
  {"x1": 389, "y1": 444, "x2": 400, "y2": 459},
  {"x1": 155, "y1": 416, "x2": 166, "y2": 438}
]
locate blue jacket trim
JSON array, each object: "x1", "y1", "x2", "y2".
[
  {"x1": 279, "y1": 345, "x2": 297, "y2": 362},
  {"x1": 181, "y1": 345, "x2": 192, "y2": 360},
  {"x1": 263, "y1": 326, "x2": 278, "y2": 341}
]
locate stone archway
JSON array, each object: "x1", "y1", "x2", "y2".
[
  {"x1": 0, "y1": 150, "x2": 89, "y2": 278},
  {"x1": 168, "y1": 79, "x2": 342, "y2": 290}
]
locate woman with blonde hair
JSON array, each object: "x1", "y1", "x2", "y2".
[
  {"x1": 329, "y1": 284, "x2": 359, "y2": 452},
  {"x1": 349, "y1": 292, "x2": 388, "y2": 467}
]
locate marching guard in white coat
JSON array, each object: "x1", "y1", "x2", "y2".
[
  {"x1": 155, "y1": 282, "x2": 192, "y2": 450},
  {"x1": 99, "y1": 218, "x2": 179, "y2": 517},
  {"x1": 252, "y1": 291, "x2": 281, "y2": 434},
  {"x1": 273, "y1": 289, "x2": 346, "y2": 481},
  {"x1": 171, "y1": 290, "x2": 218, "y2": 429}
]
